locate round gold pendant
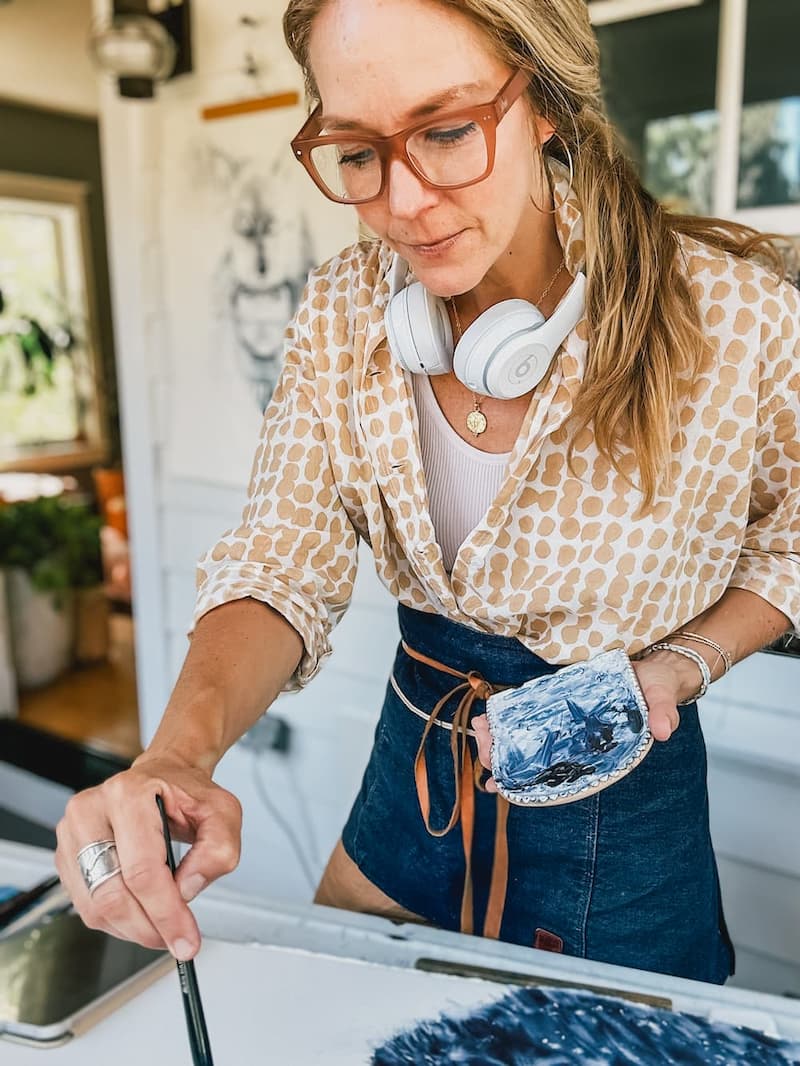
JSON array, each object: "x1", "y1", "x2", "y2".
[{"x1": 466, "y1": 409, "x2": 488, "y2": 436}]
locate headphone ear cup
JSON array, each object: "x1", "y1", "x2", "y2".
[
  {"x1": 385, "y1": 282, "x2": 454, "y2": 376},
  {"x1": 452, "y1": 275, "x2": 588, "y2": 400},
  {"x1": 453, "y1": 300, "x2": 547, "y2": 399}
]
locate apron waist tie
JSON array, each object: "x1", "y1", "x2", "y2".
[{"x1": 401, "y1": 640, "x2": 510, "y2": 940}]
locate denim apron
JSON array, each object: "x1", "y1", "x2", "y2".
[{"x1": 341, "y1": 605, "x2": 735, "y2": 984}]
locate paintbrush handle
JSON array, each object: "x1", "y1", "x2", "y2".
[
  {"x1": 155, "y1": 794, "x2": 215, "y2": 1066},
  {"x1": 178, "y1": 958, "x2": 215, "y2": 1066}
]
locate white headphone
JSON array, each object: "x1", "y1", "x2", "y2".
[{"x1": 384, "y1": 255, "x2": 587, "y2": 400}]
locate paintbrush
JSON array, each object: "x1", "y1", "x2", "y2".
[{"x1": 155, "y1": 794, "x2": 215, "y2": 1066}]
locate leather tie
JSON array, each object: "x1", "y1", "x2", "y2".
[{"x1": 402, "y1": 640, "x2": 510, "y2": 939}]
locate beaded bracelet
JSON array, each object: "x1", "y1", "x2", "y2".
[
  {"x1": 648, "y1": 642, "x2": 712, "y2": 705},
  {"x1": 675, "y1": 630, "x2": 733, "y2": 678}
]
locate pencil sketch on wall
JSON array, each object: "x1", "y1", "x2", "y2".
[
  {"x1": 161, "y1": 99, "x2": 357, "y2": 487},
  {"x1": 192, "y1": 143, "x2": 316, "y2": 411}
]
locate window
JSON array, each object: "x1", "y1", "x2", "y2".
[
  {"x1": 739, "y1": 0, "x2": 800, "y2": 209},
  {"x1": 594, "y1": 0, "x2": 800, "y2": 215},
  {"x1": 0, "y1": 173, "x2": 108, "y2": 472},
  {"x1": 594, "y1": 1, "x2": 721, "y2": 214}
]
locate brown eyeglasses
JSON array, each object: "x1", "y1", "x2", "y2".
[{"x1": 290, "y1": 68, "x2": 531, "y2": 205}]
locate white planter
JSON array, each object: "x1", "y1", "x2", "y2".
[
  {"x1": 0, "y1": 571, "x2": 18, "y2": 716},
  {"x1": 6, "y1": 568, "x2": 74, "y2": 690}
]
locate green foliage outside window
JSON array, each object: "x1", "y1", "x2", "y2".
[{"x1": 0, "y1": 210, "x2": 86, "y2": 449}]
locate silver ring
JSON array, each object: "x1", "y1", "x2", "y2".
[{"x1": 76, "y1": 839, "x2": 122, "y2": 896}]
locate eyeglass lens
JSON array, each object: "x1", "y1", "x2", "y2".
[{"x1": 309, "y1": 118, "x2": 490, "y2": 201}]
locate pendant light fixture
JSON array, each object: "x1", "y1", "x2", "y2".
[{"x1": 88, "y1": 0, "x2": 192, "y2": 99}]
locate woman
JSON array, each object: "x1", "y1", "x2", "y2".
[{"x1": 55, "y1": 0, "x2": 799, "y2": 984}]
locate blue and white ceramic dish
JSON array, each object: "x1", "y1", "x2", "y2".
[{"x1": 486, "y1": 649, "x2": 652, "y2": 806}]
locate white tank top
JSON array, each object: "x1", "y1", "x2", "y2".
[{"x1": 411, "y1": 373, "x2": 511, "y2": 572}]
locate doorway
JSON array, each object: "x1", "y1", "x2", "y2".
[{"x1": 0, "y1": 43, "x2": 143, "y2": 794}]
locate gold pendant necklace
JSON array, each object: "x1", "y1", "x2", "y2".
[
  {"x1": 466, "y1": 398, "x2": 488, "y2": 437},
  {"x1": 449, "y1": 256, "x2": 565, "y2": 438}
]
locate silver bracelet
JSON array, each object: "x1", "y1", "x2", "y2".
[
  {"x1": 649, "y1": 642, "x2": 712, "y2": 705},
  {"x1": 676, "y1": 631, "x2": 733, "y2": 677}
]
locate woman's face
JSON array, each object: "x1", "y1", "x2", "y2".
[{"x1": 307, "y1": 0, "x2": 551, "y2": 298}]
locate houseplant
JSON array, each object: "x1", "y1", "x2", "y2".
[
  {"x1": 0, "y1": 496, "x2": 104, "y2": 687},
  {"x1": 65, "y1": 500, "x2": 110, "y2": 665}
]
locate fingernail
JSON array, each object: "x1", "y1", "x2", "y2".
[
  {"x1": 179, "y1": 873, "x2": 206, "y2": 902},
  {"x1": 172, "y1": 938, "x2": 196, "y2": 961}
]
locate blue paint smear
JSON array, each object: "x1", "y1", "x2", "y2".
[
  {"x1": 372, "y1": 985, "x2": 800, "y2": 1065},
  {"x1": 486, "y1": 649, "x2": 651, "y2": 803}
]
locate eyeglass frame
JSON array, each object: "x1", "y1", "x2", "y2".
[{"x1": 290, "y1": 68, "x2": 532, "y2": 205}]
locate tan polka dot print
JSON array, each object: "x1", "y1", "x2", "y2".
[{"x1": 194, "y1": 174, "x2": 800, "y2": 688}]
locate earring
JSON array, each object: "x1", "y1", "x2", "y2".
[{"x1": 529, "y1": 130, "x2": 575, "y2": 215}]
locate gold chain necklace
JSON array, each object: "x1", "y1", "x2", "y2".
[{"x1": 449, "y1": 257, "x2": 565, "y2": 437}]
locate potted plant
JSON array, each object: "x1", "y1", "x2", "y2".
[
  {"x1": 64, "y1": 501, "x2": 110, "y2": 666},
  {"x1": 0, "y1": 497, "x2": 104, "y2": 687}
]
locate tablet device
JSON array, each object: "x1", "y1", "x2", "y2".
[{"x1": 0, "y1": 908, "x2": 172, "y2": 1048}]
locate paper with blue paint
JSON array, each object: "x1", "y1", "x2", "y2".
[
  {"x1": 372, "y1": 985, "x2": 800, "y2": 1064},
  {"x1": 486, "y1": 649, "x2": 652, "y2": 805}
]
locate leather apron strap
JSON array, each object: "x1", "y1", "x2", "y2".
[{"x1": 401, "y1": 639, "x2": 510, "y2": 940}]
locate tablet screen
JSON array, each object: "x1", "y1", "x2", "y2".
[{"x1": 0, "y1": 909, "x2": 169, "y2": 1043}]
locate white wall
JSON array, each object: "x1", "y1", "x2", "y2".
[
  {"x1": 0, "y1": 0, "x2": 98, "y2": 117},
  {"x1": 92, "y1": 0, "x2": 800, "y2": 995}
]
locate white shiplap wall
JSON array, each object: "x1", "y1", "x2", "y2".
[
  {"x1": 702, "y1": 660, "x2": 800, "y2": 996},
  {"x1": 160, "y1": 475, "x2": 399, "y2": 901},
  {"x1": 92, "y1": 0, "x2": 800, "y2": 995}
]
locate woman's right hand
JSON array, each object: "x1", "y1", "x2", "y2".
[{"x1": 55, "y1": 753, "x2": 242, "y2": 961}]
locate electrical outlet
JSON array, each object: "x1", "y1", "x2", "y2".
[{"x1": 240, "y1": 715, "x2": 292, "y2": 755}]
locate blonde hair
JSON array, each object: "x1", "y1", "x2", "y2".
[{"x1": 284, "y1": 0, "x2": 786, "y2": 508}]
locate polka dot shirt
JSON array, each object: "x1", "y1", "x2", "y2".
[{"x1": 194, "y1": 177, "x2": 800, "y2": 688}]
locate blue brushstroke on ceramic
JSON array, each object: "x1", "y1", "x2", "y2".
[
  {"x1": 486, "y1": 649, "x2": 651, "y2": 804},
  {"x1": 372, "y1": 985, "x2": 800, "y2": 1065}
]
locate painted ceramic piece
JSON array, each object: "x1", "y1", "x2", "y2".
[{"x1": 486, "y1": 648, "x2": 652, "y2": 806}]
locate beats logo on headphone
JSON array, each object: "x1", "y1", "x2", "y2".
[{"x1": 384, "y1": 255, "x2": 587, "y2": 400}]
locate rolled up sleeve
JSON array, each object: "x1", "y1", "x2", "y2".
[
  {"x1": 728, "y1": 281, "x2": 800, "y2": 632},
  {"x1": 192, "y1": 305, "x2": 359, "y2": 689}
]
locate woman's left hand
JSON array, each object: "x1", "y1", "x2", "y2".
[
  {"x1": 628, "y1": 655, "x2": 683, "y2": 741},
  {"x1": 472, "y1": 653, "x2": 688, "y2": 794}
]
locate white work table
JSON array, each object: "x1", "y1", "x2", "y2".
[{"x1": 2, "y1": 841, "x2": 800, "y2": 1063}]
